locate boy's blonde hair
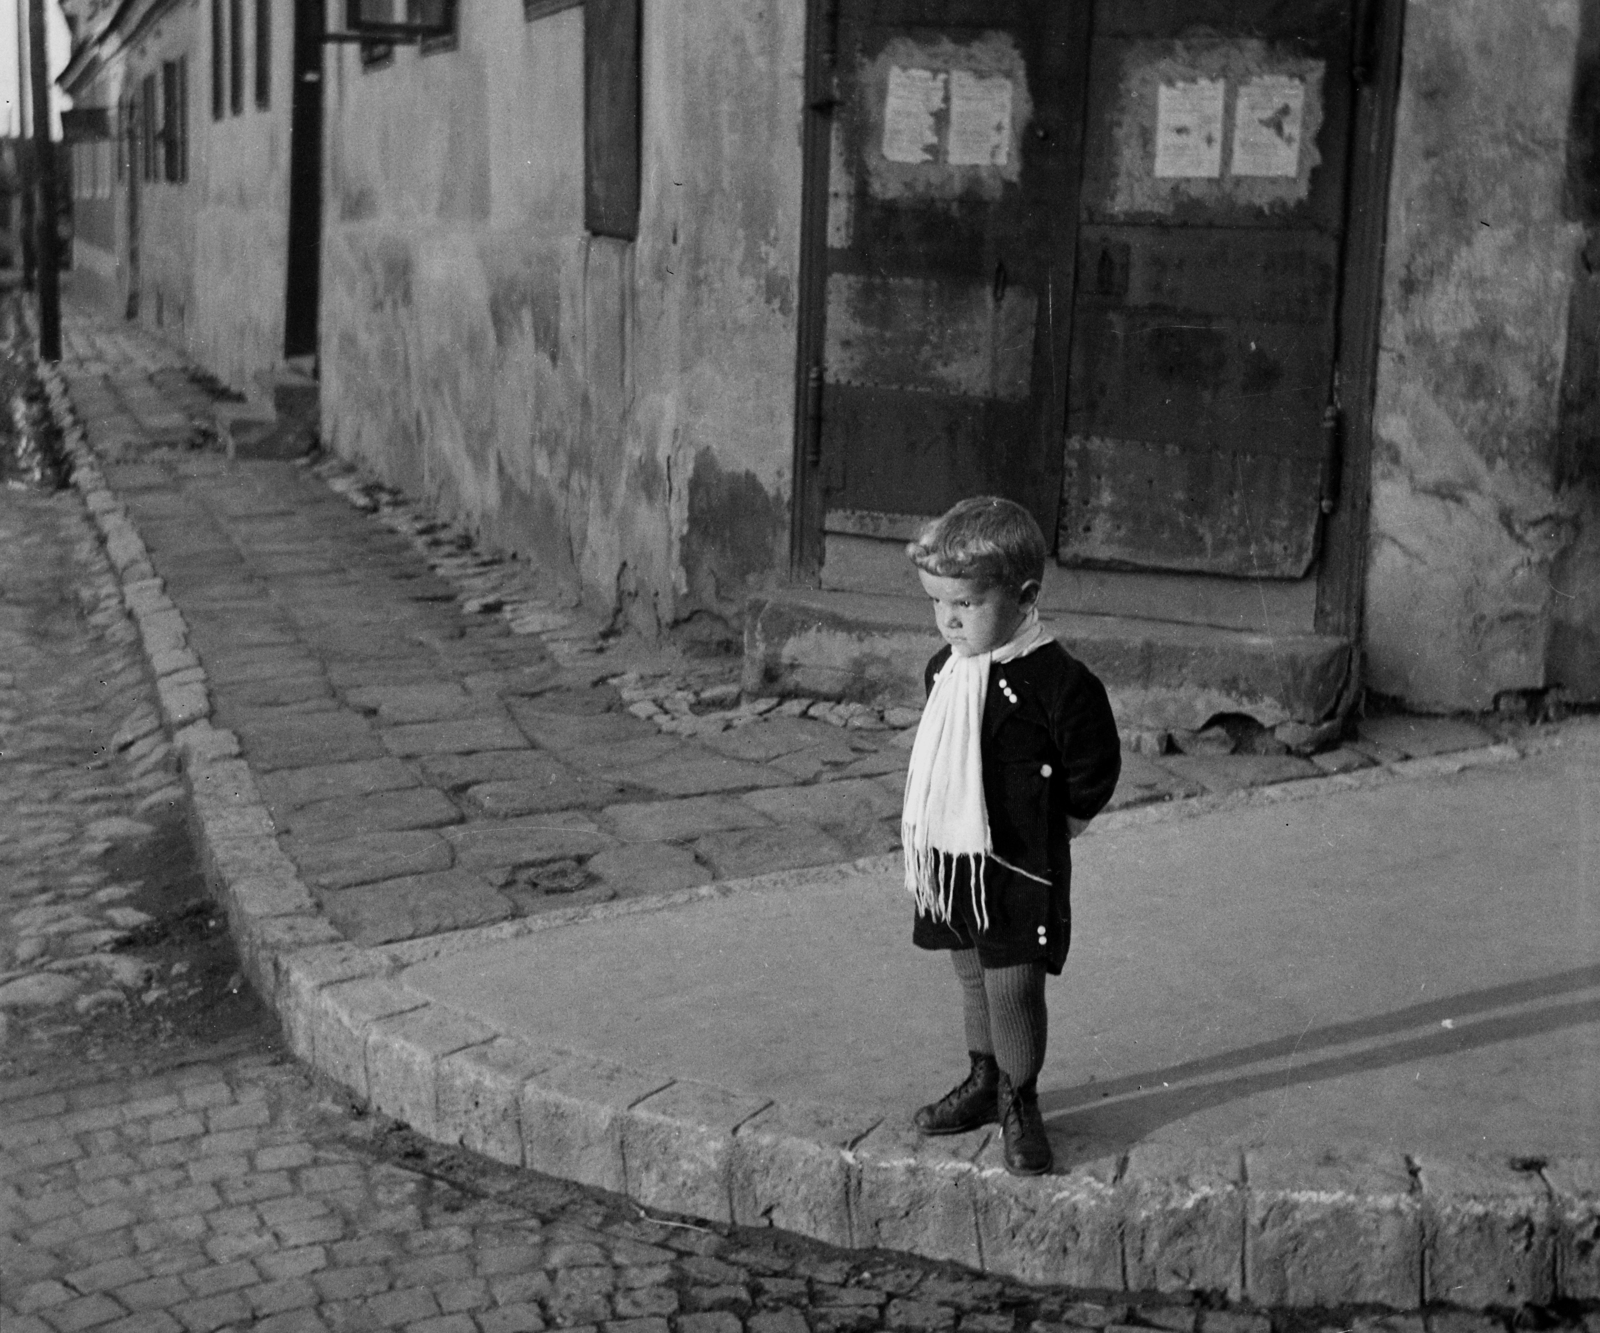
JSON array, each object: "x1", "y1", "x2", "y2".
[{"x1": 906, "y1": 496, "x2": 1047, "y2": 593}]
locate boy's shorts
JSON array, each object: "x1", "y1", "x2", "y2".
[{"x1": 912, "y1": 861, "x2": 1070, "y2": 974}]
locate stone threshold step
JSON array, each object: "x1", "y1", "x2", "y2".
[{"x1": 744, "y1": 587, "x2": 1352, "y2": 734}]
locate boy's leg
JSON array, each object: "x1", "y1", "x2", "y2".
[
  {"x1": 983, "y1": 961, "x2": 1052, "y2": 1175},
  {"x1": 982, "y1": 960, "x2": 1047, "y2": 1084},
  {"x1": 951, "y1": 946, "x2": 994, "y2": 1054},
  {"x1": 913, "y1": 948, "x2": 999, "y2": 1135}
]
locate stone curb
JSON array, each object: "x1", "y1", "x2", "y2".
[{"x1": 39, "y1": 364, "x2": 1600, "y2": 1312}]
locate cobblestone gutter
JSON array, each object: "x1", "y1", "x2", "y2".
[{"x1": 38, "y1": 366, "x2": 1600, "y2": 1314}]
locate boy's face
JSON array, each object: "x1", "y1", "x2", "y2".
[{"x1": 917, "y1": 570, "x2": 1035, "y2": 657}]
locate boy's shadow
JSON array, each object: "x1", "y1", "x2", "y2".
[{"x1": 1039, "y1": 962, "x2": 1600, "y2": 1167}]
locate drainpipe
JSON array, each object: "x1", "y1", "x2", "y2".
[{"x1": 28, "y1": 0, "x2": 60, "y2": 361}]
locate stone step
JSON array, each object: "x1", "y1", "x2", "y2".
[
  {"x1": 215, "y1": 366, "x2": 320, "y2": 461},
  {"x1": 743, "y1": 586, "x2": 1353, "y2": 733}
]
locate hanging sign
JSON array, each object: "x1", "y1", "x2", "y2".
[
  {"x1": 1153, "y1": 78, "x2": 1224, "y2": 178},
  {"x1": 1232, "y1": 75, "x2": 1306, "y2": 177}
]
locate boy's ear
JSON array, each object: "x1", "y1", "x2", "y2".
[{"x1": 1018, "y1": 579, "x2": 1042, "y2": 608}]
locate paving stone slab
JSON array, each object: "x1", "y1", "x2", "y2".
[
  {"x1": 443, "y1": 814, "x2": 613, "y2": 871},
  {"x1": 1357, "y1": 715, "x2": 1496, "y2": 758},
  {"x1": 418, "y1": 750, "x2": 589, "y2": 793},
  {"x1": 1157, "y1": 753, "x2": 1321, "y2": 796},
  {"x1": 508, "y1": 705, "x2": 658, "y2": 752},
  {"x1": 204, "y1": 648, "x2": 330, "y2": 687},
  {"x1": 379, "y1": 717, "x2": 530, "y2": 757},
  {"x1": 343, "y1": 683, "x2": 480, "y2": 723},
  {"x1": 281, "y1": 788, "x2": 462, "y2": 841},
  {"x1": 619, "y1": 748, "x2": 798, "y2": 798},
  {"x1": 287, "y1": 831, "x2": 455, "y2": 891},
  {"x1": 185, "y1": 617, "x2": 302, "y2": 651},
  {"x1": 1310, "y1": 746, "x2": 1374, "y2": 775},
  {"x1": 256, "y1": 759, "x2": 421, "y2": 813},
  {"x1": 235, "y1": 713, "x2": 387, "y2": 771},
  {"x1": 564, "y1": 735, "x2": 687, "y2": 776},
  {"x1": 464, "y1": 772, "x2": 628, "y2": 817},
  {"x1": 692, "y1": 825, "x2": 851, "y2": 879},
  {"x1": 699, "y1": 718, "x2": 849, "y2": 763},
  {"x1": 1243, "y1": 1148, "x2": 1420, "y2": 1309},
  {"x1": 319, "y1": 870, "x2": 515, "y2": 946},
  {"x1": 583, "y1": 844, "x2": 712, "y2": 896},
  {"x1": 740, "y1": 778, "x2": 902, "y2": 826},
  {"x1": 1108, "y1": 752, "x2": 1203, "y2": 807},
  {"x1": 602, "y1": 797, "x2": 770, "y2": 844}
]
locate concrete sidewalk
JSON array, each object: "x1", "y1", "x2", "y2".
[{"x1": 41, "y1": 308, "x2": 1600, "y2": 1314}]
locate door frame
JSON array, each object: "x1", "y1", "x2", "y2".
[
  {"x1": 788, "y1": 0, "x2": 835, "y2": 582},
  {"x1": 124, "y1": 91, "x2": 140, "y2": 319},
  {"x1": 791, "y1": 0, "x2": 1406, "y2": 642},
  {"x1": 282, "y1": 0, "x2": 324, "y2": 360},
  {"x1": 1313, "y1": 0, "x2": 1405, "y2": 640},
  {"x1": 789, "y1": 0, "x2": 1094, "y2": 582}
]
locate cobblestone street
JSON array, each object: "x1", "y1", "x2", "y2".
[
  {"x1": 3, "y1": 309, "x2": 1595, "y2": 1333},
  {"x1": 0, "y1": 465, "x2": 250, "y2": 1062},
  {"x1": 0, "y1": 436, "x2": 1314, "y2": 1333}
]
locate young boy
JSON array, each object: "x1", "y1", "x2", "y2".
[{"x1": 902, "y1": 496, "x2": 1120, "y2": 1175}]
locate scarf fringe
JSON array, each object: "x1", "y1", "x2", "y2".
[{"x1": 903, "y1": 832, "x2": 993, "y2": 933}]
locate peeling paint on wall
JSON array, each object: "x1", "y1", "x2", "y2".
[
  {"x1": 682, "y1": 448, "x2": 786, "y2": 610},
  {"x1": 1364, "y1": 0, "x2": 1600, "y2": 709},
  {"x1": 320, "y1": 0, "x2": 803, "y2": 631}
]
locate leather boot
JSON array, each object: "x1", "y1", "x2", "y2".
[
  {"x1": 913, "y1": 1052, "x2": 999, "y2": 1135},
  {"x1": 997, "y1": 1071, "x2": 1052, "y2": 1175}
]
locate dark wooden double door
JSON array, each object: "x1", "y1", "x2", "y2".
[{"x1": 813, "y1": 0, "x2": 1360, "y2": 581}]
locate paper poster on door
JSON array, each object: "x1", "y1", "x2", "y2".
[
  {"x1": 1153, "y1": 79, "x2": 1224, "y2": 178},
  {"x1": 946, "y1": 71, "x2": 1014, "y2": 167},
  {"x1": 1232, "y1": 76, "x2": 1305, "y2": 177},
  {"x1": 882, "y1": 66, "x2": 947, "y2": 165}
]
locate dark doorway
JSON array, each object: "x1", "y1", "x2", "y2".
[
  {"x1": 796, "y1": 0, "x2": 1396, "y2": 620},
  {"x1": 282, "y1": 0, "x2": 323, "y2": 360},
  {"x1": 808, "y1": 0, "x2": 1093, "y2": 547},
  {"x1": 124, "y1": 97, "x2": 140, "y2": 318},
  {"x1": 1059, "y1": 0, "x2": 1356, "y2": 579}
]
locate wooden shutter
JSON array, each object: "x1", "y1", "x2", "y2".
[
  {"x1": 584, "y1": 0, "x2": 640, "y2": 239},
  {"x1": 212, "y1": 0, "x2": 225, "y2": 119},
  {"x1": 230, "y1": 0, "x2": 245, "y2": 114},
  {"x1": 255, "y1": 0, "x2": 270, "y2": 107},
  {"x1": 161, "y1": 62, "x2": 179, "y2": 181}
]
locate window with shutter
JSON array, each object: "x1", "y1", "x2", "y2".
[
  {"x1": 256, "y1": 0, "x2": 270, "y2": 106},
  {"x1": 212, "y1": 0, "x2": 225, "y2": 119},
  {"x1": 584, "y1": 0, "x2": 640, "y2": 240}
]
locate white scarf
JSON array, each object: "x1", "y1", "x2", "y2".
[{"x1": 902, "y1": 613, "x2": 1053, "y2": 929}]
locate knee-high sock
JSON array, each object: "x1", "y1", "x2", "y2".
[
  {"x1": 983, "y1": 961, "x2": 1047, "y2": 1088},
  {"x1": 950, "y1": 948, "x2": 993, "y2": 1056}
]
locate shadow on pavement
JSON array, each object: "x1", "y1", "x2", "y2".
[{"x1": 1044, "y1": 961, "x2": 1600, "y2": 1159}]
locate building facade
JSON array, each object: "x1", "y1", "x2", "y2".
[
  {"x1": 57, "y1": 0, "x2": 1600, "y2": 724},
  {"x1": 59, "y1": 0, "x2": 300, "y2": 397}
]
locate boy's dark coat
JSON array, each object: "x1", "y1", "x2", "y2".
[{"x1": 912, "y1": 638, "x2": 1121, "y2": 973}]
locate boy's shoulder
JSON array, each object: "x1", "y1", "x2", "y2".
[{"x1": 1009, "y1": 637, "x2": 1095, "y2": 691}]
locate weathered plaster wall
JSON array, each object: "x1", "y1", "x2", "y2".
[
  {"x1": 319, "y1": 1, "x2": 804, "y2": 631},
  {"x1": 1365, "y1": 0, "x2": 1600, "y2": 708},
  {"x1": 125, "y1": 6, "x2": 200, "y2": 346},
  {"x1": 189, "y1": 0, "x2": 295, "y2": 394}
]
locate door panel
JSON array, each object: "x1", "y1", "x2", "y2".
[
  {"x1": 1058, "y1": 0, "x2": 1354, "y2": 577},
  {"x1": 819, "y1": 1, "x2": 1089, "y2": 538}
]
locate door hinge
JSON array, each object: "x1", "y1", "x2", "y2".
[
  {"x1": 804, "y1": 363, "x2": 825, "y2": 469},
  {"x1": 1319, "y1": 403, "x2": 1343, "y2": 515}
]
